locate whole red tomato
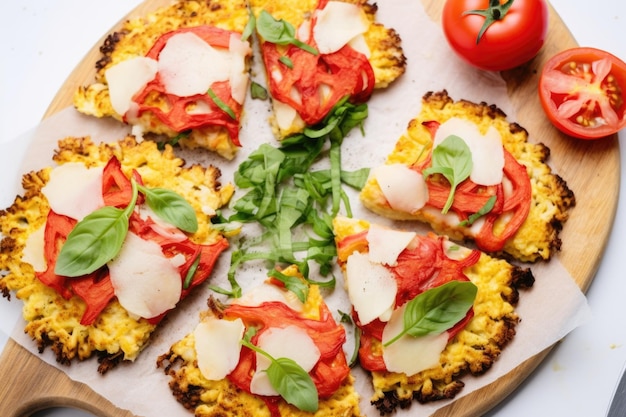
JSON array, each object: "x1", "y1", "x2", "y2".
[
  {"x1": 539, "y1": 47, "x2": 626, "y2": 139},
  {"x1": 442, "y1": 0, "x2": 548, "y2": 71}
]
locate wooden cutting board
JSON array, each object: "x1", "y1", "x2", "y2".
[{"x1": 0, "y1": 1, "x2": 620, "y2": 416}]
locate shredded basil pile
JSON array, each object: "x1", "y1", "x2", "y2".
[{"x1": 211, "y1": 97, "x2": 369, "y2": 298}]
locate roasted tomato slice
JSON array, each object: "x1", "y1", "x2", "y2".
[{"x1": 539, "y1": 47, "x2": 626, "y2": 139}]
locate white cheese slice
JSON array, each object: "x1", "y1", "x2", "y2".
[
  {"x1": 22, "y1": 225, "x2": 46, "y2": 272},
  {"x1": 345, "y1": 251, "x2": 397, "y2": 325},
  {"x1": 194, "y1": 317, "x2": 245, "y2": 381},
  {"x1": 228, "y1": 34, "x2": 252, "y2": 104},
  {"x1": 105, "y1": 56, "x2": 158, "y2": 116},
  {"x1": 108, "y1": 232, "x2": 182, "y2": 319},
  {"x1": 250, "y1": 325, "x2": 321, "y2": 396},
  {"x1": 233, "y1": 282, "x2": 304, "y2": 312},
  {"x1": 41, "y1": 163, "x2": 105, "y2": 221},
  {"x1": 158, "y1": 32, "x2": 231, "y2": 97},
  {"x1": 348, "y1": 34, "x2": 371, "y2": 58},
  {"x1": 381, "y1": 303, "x2": 449, "y2": 375},
  {"x1": 433, "y1": 117, "x2": 504, "y2": 186},
  {"x1": 313, "y1": 1, "x2": 369, "y2": 54},
  {"x1": 137, "y1": 206, "x2": 188, "y2": 242},
  {"x1": 373, "y1": 164, "x2": 429, "y2": 214},
  {"x1": 366, "y1": 224, "x2": 416, "y2": 266},
  {"x1": 273, "y1": 100, "x2": 298, "y2": 131}
]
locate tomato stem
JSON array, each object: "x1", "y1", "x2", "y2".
[{"x1": 463, "y1": 0, "x2": 515, "y2": 44}]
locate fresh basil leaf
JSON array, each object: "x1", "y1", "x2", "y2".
[
  {"x1": 250, "y1": 81, "x2": 268, "y2": 100},
  {"x1": 338, "y1": 310, "x2": 361, "y2": 367},
  {"x1": 138, "y1": 185, "x2": 198, "y2": 233},
  {"x1": 266, "y1": 357, "x2": 319, "y2": 412},
  {"x1": 183, "y1": 253, "x2": 201, "y2": 289},
  {"x1": 240, "y1": 330, "x2": 318, "y2": 412},
  {"x1": 54, "y1": 206, "x2": 130, "y2": 277},
  {"x1": 423, "y1": 135, "x2": 473, "y2": 214},
  {"x1": 384, "y1": 280, "x2": 477, "y2": 347},
  {"x1": 241, "y1": 9, "x2": 256, "y2": 41},
  {"x1": 279, "y1": 55, "x2": 294, "y2": 68},
  {"x1": 268, "y1": 268, "x2": 309, "y2": 303},
  {"x1": 207, "y1": 88, "x2": 236, "y2": 119},
  {"x1": 256, "y1": 10, "x2": 318, "y2": 55},
  {"x1": 459, "y1": 195, "x2": 497, "y2": 227}
]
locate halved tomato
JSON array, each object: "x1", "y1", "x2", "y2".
[{"x1": 538, "y1": 47, "x2": 626, "y2": 139}]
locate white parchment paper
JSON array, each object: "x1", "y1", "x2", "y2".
[{"x1": 2, "y1": 1, "x2": 591, "y2": 416}]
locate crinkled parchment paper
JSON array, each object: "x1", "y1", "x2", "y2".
[{"x1": 1, "y1": 0, "x2": 591, "y2": 416}]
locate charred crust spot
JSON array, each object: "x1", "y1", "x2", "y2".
[
  {"x1": 97, "y1": 350, "x2": 125, "y2": 374},
  {"x1": 96, "y1": 30, "x2": 128, "y2": 71}
]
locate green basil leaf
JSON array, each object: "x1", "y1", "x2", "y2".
[
  {"x1": 279, "y1": 55, "x2": 294, "y2": 68},
  {"x1": 250, "y1": 81, "x2": 268, "y2": 100},
  {"x1": 241, "y1": 9, "x2": 256, "y2": 41},
  {"x1": 183, "y1": 253, "x2": 201, "y2": 289},
  {"x1": 268, "y1": 268, "x2": 309, "y2": 303},
  {"x1": 423, "y1": 135, "x2": 473, "y2": 214},
  {"x1": 55, "y1": 206, "x2": 130, "y2": 277},
  {"x1": 266, "y1": 357, "x2": 319, "y2": 412},
  {"x1": 139, "y1": 185, "x2": 198, "y2": 233},
  {"x1": 207, "y1": 88, "x2": 236, "y2": 119},
  {"x1": 384, "y1": 280, "x2": 477, "y2": 347},
  {"x1": 256, "y1": 10, "x2": 318, "y2": 55},
  {"x1": 459, "y1": 194, "x2": 497, "y2": 227}
]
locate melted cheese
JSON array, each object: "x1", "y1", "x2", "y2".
[
  {"x1": 108, "y1": 232, "x2": 182, "y2": 319},
  {"x1": 105, "y1": 57, "x2": 158, "y2": 116},
  {"x1": 313, "y1": 1, "x2": 369, "y2": 54},
  {"x1": 366, "y1": 224, "x2": 415, "y2": 266},
  {"x1": 381, "y1": 303, "x2": 448, "y2": 375},
  {"x1": 373, "y1": 164, "x2": 429, "y2": 214},
  {"x1": 345, "y1": 251, "x2": 397, "y2": 325},
  {"x1": 434, "y1": 117, "x2": 504, "y2": 186},
  {"x1": 250, "y1": 325, "x2": 321, "y2": 396},
  {"x1": 41, "y1": 163, "x2": 105, "y2": 221},
  {"x1": 194, "y1": 317, "x2": 245, "y2": 380}
]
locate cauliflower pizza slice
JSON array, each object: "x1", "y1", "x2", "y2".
[
  {"x1": 0, "y1": 136, "x2": 234, "y2": 373},
  {"x1": 332, "y1": 216, "x2": 534, "y2": 413},
  {"x1": 360, "y1": 90, "x2": 576, "y2": 262},
  {"x1": 73, "y1": 0, "x2": 252, "y2": 160},
  {"x1": 157, "y1": 265, "x2": 362, "y2": 417},
  {"x1": 250, "y1": 0, "x2": 406, "y2": 138}
]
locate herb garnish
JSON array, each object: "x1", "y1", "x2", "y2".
[
  {"x1": 422, "y1": 135, "x2": 473, "y2": 214},
  {"x1": 240, "y1": 327, "x2": 319, "y2": 412},
  {"x1": 383, "y1": 280, "x2": 477, "y2": 347},
  {"x1": 256, "y1": 10, "x2": 319, "y2": 56},
  {"x1": 55, "y1": 178, "x2": 198, "y2": 277},
  {"x1": 459, "y1": 195, "x2": 497, "y2": 227},
  {"x1": 212, "y1": 98, "x2": 369, "y2": 298},
  {"x1": 207, "y1": 88, "x2": 236, "y2": 119}
]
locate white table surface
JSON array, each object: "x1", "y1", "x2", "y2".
[{"x1": 1, "y1": 1, "x2": 625, "y2": 416}]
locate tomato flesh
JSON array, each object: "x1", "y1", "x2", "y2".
[{"x1": 539, "y1": 47, "x2": 626, "y2": 139}]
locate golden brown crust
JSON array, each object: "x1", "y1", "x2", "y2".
[
  {"x1": 360, "y1": 90, "x2": 576, "y2": 262},
  {"x1": 0, "y1": 136, "x2": 233, "y2": 371}
]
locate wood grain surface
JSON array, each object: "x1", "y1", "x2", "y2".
[{"x1": 0, "y1": 1, "x2": 620, "y2": 416}]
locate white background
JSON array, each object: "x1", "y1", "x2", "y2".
[{"x1": 0, "y1": 1, "x2": 624, "y2": 416}]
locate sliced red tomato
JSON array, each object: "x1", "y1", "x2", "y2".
[
  {"x1": 539, "y1": 47, "x2": 626, "y2": 139},
  {"x1": 414, "y1": 121, "x2": 532, "y2": 252},
  {"x1": 342, "y1": 232, "x2": 479, "y2": 372},
  {"x1": 225, "y1": 298, "x2": 350, "y2": 399},
  {"x1": 37, "y1": 157, "x2": 226, "y2": 325},
  {"x1": 442, "y1": 0, "x2": 548, "y2": 71},
  {"x1": 132, "y1": 25, "x2": 244, "y2": 146},
  {"x1": 101, "y1": 156, "x2": 144, "y2": 208},
  {"x1": 261, "y1": 6, "x2": 375, "y2": 126}
]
